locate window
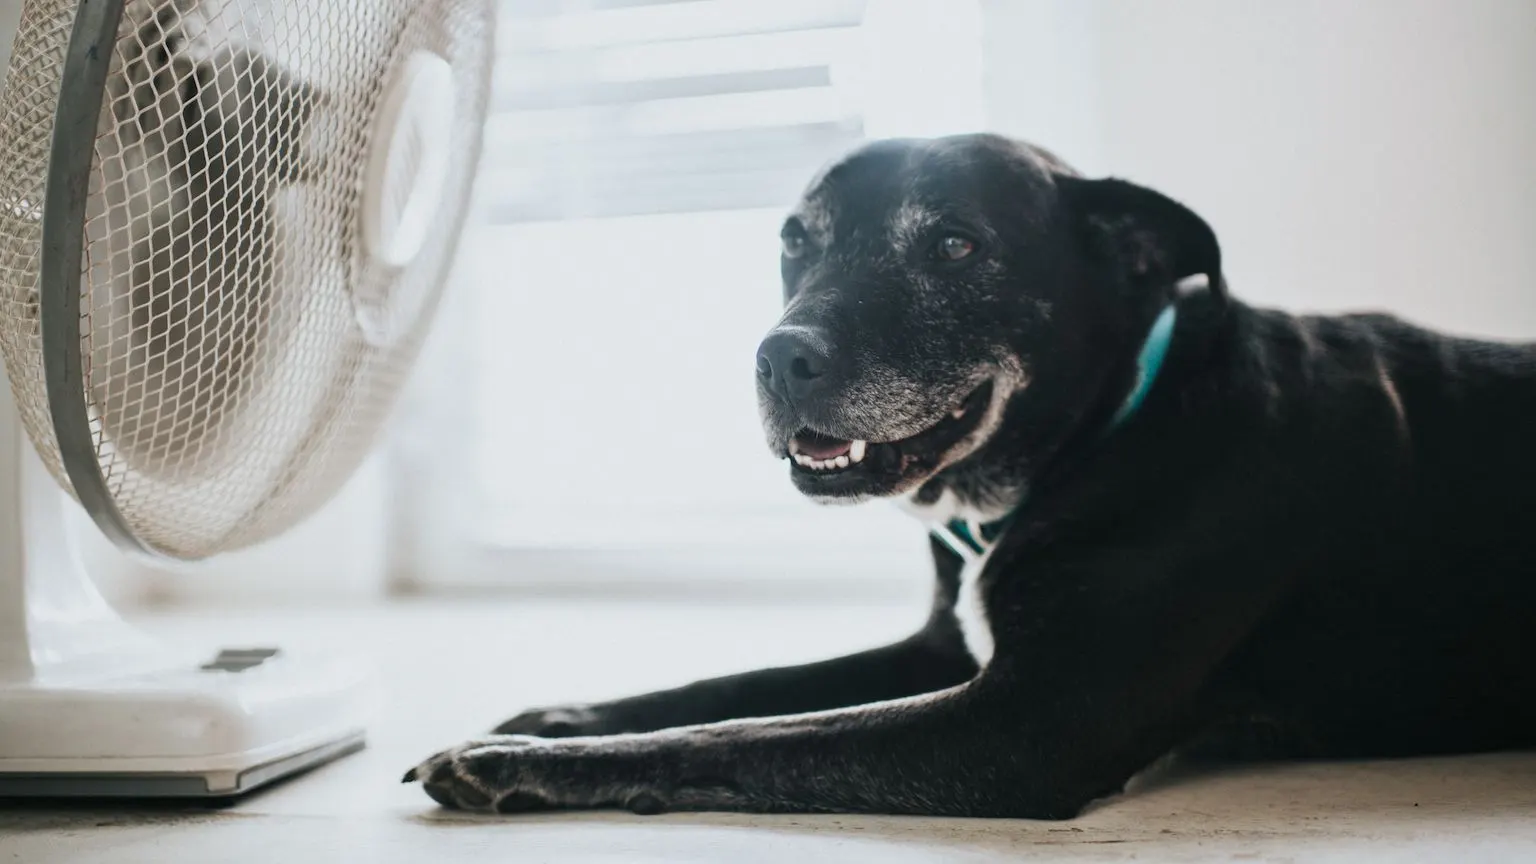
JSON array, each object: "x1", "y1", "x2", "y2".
[{"x1": 397, "y1": 0, "x2": 985, "y2": 590}]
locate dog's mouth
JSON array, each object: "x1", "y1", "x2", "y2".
[{"x1": 784, "y1": 380, "x2": 994, "y2": 497}]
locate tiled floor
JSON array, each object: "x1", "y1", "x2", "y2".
[{"x1": 3, "y1": 596, "x2": 1535, "y2": 863}]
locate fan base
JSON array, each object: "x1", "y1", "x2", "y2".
[
  {"x1": 0, "y1": 647, "x2": 374, "y2": 798},
  {"x1": 0, "y1": 376, "x2": 375, "y2": 799}
]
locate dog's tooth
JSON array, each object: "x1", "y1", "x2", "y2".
[
  {"x1": 788, "y1": 439, "x2": 802, "y2": 456},
  {"x1": 849, "y1": 439, "x2": 867, "y2": 463},
  {"x1": 951, "y1": 406, "x2": 966, "y2": 420},
  {"x1": 833, "y1": 455, "x2": 850, "y2": 469}
]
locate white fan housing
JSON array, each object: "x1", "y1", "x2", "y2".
[{"x1": 0, "y1": 0, "x2": 492, "y2": 796}]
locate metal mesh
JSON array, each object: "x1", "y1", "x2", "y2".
[{"x1": 0, "y1": 0, "x2": 492, "y2": 559}]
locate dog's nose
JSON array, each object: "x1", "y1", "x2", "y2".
[{"x1": 756, "y1": 329, "x2": 831, "y2": 403}]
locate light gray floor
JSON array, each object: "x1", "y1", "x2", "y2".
[{"x1": 4, "y1": 596, "x2": 1535, "y2": 863}]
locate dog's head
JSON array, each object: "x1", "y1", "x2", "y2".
[{"x1": 755, "y1": 134, "x2": 1224, "y2": 510}]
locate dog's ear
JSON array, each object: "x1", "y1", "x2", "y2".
[{"x1": 1054, "y1": 176, "x2": 1226, "y2": 306}]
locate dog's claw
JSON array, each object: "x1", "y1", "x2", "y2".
[{"x1": 401, "y1": 767, "x2": 419, "y2": 783}]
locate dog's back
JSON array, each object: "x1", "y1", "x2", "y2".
[{"x1": 1192, "y1": 303, "x2": 1536, "y2": 760}]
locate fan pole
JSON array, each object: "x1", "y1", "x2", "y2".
[{"x1": 0, "y1": 364, "x2": 155, "y2": 684}]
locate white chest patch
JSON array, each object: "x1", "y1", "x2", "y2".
[
  {"x1": 953, "y1": 545, "x2": 996, "y2": 666},
  {"x1": 897, "y1": 487, "x2": 1017, "y2": 669}
]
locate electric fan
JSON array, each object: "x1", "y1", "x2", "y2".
[{"x1": 0, "y1": 0, "x2": 491, "y2": 796}]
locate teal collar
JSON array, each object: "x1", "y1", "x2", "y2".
[
  {"x1": 932, "y1": 303, "x2": 1179, "y2": 560},
  {"x1": 1107, "y1": 303, "x2": 1179, "y2": 431}
]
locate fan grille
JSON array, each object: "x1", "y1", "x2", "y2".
[{"x1": 0, "y1": 0, "x2": 492, "y2": 559}]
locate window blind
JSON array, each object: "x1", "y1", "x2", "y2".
[{"x1": 484, "y1": 0, "x2": 868, "y2": 223}]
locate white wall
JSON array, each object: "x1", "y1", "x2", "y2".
[
  {"x1": 983, "y1": 0, "x2": 1107, "y2": 175},
  {"x1": 986, "y1": 0, "x2": 1536, "y2": 340}
]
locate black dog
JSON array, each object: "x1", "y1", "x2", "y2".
[{"x1": 407, "y1": 134, "x2": 1536, "y2": 818}]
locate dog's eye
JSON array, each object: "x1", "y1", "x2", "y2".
[
  {"x1": 781, "y1": 224, "x2": 809, "y2": 259},
  {"x1": 933, "y1": 235, "x2": 976, "y2": 262}
]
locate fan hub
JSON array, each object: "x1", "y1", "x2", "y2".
[{"x1": 356, "y1": 49, "x2": 457, "y2": 343}]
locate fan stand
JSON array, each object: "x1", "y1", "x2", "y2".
[{"x1": 0, "y1": 376, "x2": 375, "y2": 798}]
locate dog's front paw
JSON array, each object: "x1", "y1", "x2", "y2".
[
  {"x1": 403, "y1": 736, "x2": 543, "y2": 812},
  {"x1": 403, "y1": 736, "x2": 669, "y2": 815},
  {"x1": 491, "y1": 704, "x2": 606, "y2": 737}
]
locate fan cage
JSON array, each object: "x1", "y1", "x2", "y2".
[{"x1": 0, "y1": 0, "x2": 491, "y2": 559}]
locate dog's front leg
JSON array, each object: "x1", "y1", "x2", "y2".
[
  {"x1": 492, "y1": 538, "x2": 976, "y2": 737},
  {"x1": 407, "y1": 682, "x2": 1086, "y2": 818},
  {"x1": 412, "y1": 512, "x2": 1293, "y2": 818},
  {"x1": 494, "y1": 629, "x2": 975, "y2": 737}
]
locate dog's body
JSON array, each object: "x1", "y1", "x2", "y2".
[{"x1": 409, "y1": 134, "x2": 1536, "y2": 818}]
